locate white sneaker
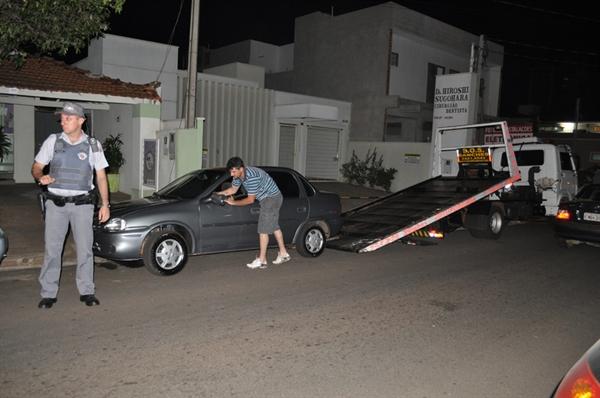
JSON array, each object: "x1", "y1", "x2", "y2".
[
  {"x1": 247, "y1": 257, "x2": 267, "y2": 269},
  {"x1": 272, "y1": 253, "x2": 291, "y2": 265}
]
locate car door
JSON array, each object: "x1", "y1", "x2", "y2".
[
  {"x1": 266, "y1": 170, "x2": 309, "y2": 244},
  {"x1": 198, "y1": 178, "x2": 260, "y2": 252}
]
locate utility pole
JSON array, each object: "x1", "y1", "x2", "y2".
[
  {"x1": 572, "y1": 98, "x2": 580, "y2": 154},
  {"x1": 185, "y1": 0, "x2": 200, "y2": 128},
  {"x1": 471, "y1": 35, "x2": 486, "y2": 143}
]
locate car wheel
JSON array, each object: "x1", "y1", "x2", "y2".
[
  {"x1": 296, "y1": 224, "x2": 325, "y2": 258},
  {"x1": 557, "y1": 237, "x2": 573, "y2": 249},
  {"x1": 469, "y1": 206, "x2": 505, "y2": 240},
  {"x1": 142, "y1": 231, "x2": 188, "y2": 276}
]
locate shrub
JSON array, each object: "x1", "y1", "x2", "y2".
[{"x1": 340, "y1": 148, "x2": 397, "y2": 192}]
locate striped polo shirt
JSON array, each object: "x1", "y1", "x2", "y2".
[{"x1": 232, "y1": 166, "x2": 280, "y2": 202}]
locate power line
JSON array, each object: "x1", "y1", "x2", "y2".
[
  {"x1": 489, "y1": 38, "x2": 598, "y2": 57},
  {"x1": 494, "y1": 50, "x2": 599, "y2": 68},
  {"x1": 491, "y1": 0, "x2": 600, "y2": 23},
  {"x1": 154, "y1": 0, "x2": 186, "y2": 83}
]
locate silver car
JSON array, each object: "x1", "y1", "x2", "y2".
[{"x1": 93, "y1": 167, "x2": 342, "y2": 275}]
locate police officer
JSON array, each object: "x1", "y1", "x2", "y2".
[{"x1": 31, "y1": 102, "x2": 111, "y2": 309}]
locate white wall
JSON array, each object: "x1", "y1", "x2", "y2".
[
  {"x1": 12, "y1": 105, "x2": 35, "y2": 183},
  {"x1": 91, "y1": 104, "x2": 133, "y2": 193},
  {"x1": 203, "y1": 63, "x2": 265, "y2": 88},
  {"x1": 207, "y1": 40, "x2": 295, "y2": 74},
  {"x1": 75, "y1": 35, "x2": 179, "y2": 121},
  {"x1": 390, "y1": 34, "x2": 469, "y2": 102},
  {"x1": 346, "y1": 141, "x2": 432, "y2": 192}
]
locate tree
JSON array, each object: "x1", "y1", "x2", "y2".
[{"x1": 0, "y1": 0, "x2": 125, "y2": 67}]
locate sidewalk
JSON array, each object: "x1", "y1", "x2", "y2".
[
  {"x1": 0, "y1": 179, "x2": 385, "y2": 271},
  {"x1": 0, "y1": 181, "x2": 131, "y2": 271}
]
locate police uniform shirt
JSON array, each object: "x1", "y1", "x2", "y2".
[{"x1": 35, "y1": 132, "x2": 109, "y2": 197}]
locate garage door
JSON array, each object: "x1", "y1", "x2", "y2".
[
  {"x1": 305, "y1": 126, "x2": 340, "y2": 180},
  {"x1": 278, "y1": 124, "x2": 296, "y2": 169}
]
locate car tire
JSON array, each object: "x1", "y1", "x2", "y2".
[
  {"x1": 469, "y1": 206, "x2": 505, "y2": 240},
  {"x1": 142, "y1": 231, "x2": 188, "y2": 276},
  {"x1": 296, "y1": 224, "x2": 325, "y2": 258}
]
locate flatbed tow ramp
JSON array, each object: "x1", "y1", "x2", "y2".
[{"x1": 326, "y1": 121, "x2": 521, "y2": 253}]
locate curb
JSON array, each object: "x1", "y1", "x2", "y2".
[{"x1": 0, "y1": 255, "x2": 77, "y2": 271}]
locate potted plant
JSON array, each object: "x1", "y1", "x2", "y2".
[
  {"x1": 102, "y1": 133, "x2": 126, "y2": 193},
  {"x1": 0, "y1": 126, "x2": 11, "y2": 163}
]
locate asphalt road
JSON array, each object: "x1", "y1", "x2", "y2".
[{"x1": 1, "y1": 221, "x2": 599, "y2": 398}]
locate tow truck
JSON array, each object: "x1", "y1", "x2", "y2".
[{"x1": 327, "y1": 121, "x2": 578, "y2": 253}]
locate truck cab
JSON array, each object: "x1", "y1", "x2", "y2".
[{"x1": 491, "y1": 138, "x2": 578, "y2": 216}]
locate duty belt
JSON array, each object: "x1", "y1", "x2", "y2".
[{"x1": 46, "y1": 191, "x2": 96, "y2": 207}]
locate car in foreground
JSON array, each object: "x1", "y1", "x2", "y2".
[
  {"x1": 552, "y1": 183, "x2": 600, "y2": 248},
  {"x1": 551, "y1": 339, "x2": 600, "y2": 398},
  {"x1": 0, "y1": 227, "x2": 8, "y2": 265},
  {"x1": 93, "y1": 167, "x2": 342, "y2": 275}
]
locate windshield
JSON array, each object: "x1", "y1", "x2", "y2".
[{"x1": 155, "y1": 169, "x2": 226, "y2": 199}]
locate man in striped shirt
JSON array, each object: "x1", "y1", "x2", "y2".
[{"x1": 218, "y1": 157, "x2": 291, "y2": 269}]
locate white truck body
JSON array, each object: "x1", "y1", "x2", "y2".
[
  {"x1": 490, "y1": 138, "x2": 577, "y2": 216},
  {"x1": 439, "y1": 136, "x2": 577, "y2": 217}
]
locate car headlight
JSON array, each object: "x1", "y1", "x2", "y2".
[{"x1": 104, "y1": 218, "x2": 127, "y2": 231}]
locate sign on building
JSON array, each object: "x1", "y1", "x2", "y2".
[
  {"x1": 432, "y1": 72, "x2": 478, "y2": 148},
  {"x1": 484, "y1": 124, "x2": 533, "y2": 143}
]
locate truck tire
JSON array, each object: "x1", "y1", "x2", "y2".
[{"x1": 469, "y1": 206, "x2": 505, "y2": 240}]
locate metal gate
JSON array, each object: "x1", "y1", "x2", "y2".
[
  {"x1": 305, "y1": 126, "x2": 340, "y2": 180},
  {"x1": 278, "y1": 124, "x2": 296, "y2": 169}
]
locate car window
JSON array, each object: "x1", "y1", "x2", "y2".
[
  {"x1": 576, "y1": 185, "x2": 600, "y2": 201},
  {"x1": 267, "y1": 171, "x2": 300, "y2": 198},
  {"x1": 300, "y1": 178, "x2": 315, "y2": 197},
  {"x1": 157, "y1": 170, "x2": 225, "y2": 199}
]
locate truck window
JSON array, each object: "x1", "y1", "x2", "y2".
[
  {"x1": 559, "y1": 152, "x2": 573, "y2": 171},
  {"x1": 500, "y1": 150, "x2": 544, "y2": 167}
]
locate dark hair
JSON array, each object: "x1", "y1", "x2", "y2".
[{"x1": 226, "y1": 156, "x2": 244, "y2": 170}]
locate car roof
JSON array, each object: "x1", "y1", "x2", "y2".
[{"x1": 205, "y1": 166, "x2": 297, "y2": 173}]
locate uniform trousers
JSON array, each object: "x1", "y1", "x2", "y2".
[{"x1": 39, "y1": 201, "x2": 95, "y2": 298}]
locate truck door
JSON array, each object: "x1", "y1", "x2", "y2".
[{"x1": 558, "y1": 149, "x2": 578, "y2": 200}]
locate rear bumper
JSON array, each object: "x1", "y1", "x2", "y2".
[{"x1": 553, "y1": 220, "x2": 600, "y2": 244}]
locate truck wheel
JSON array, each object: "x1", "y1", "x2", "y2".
[
  {"x1": 470, "y1": 206, "x2": 505, "y2": 240},
  {"x1": 296, "y1": 224, "x2": 325, "y2": 258},
  {"x1": 142, "y1": 231, "x2": 188, "y2": 276}
]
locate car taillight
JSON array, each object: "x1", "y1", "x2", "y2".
[
  {"x1": 554, "y1": 358, "x2": 600, "y2": 398},
  {"x1": 557, "y1": 208, "x2": 571, "y2": 220}
]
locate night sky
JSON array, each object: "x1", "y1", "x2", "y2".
[{"x1": 88, "y1": 0, "x2": 599, "y2": 121}]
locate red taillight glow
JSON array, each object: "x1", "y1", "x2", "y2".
[
  {"x1": 557, "y1": 209, "x2": 571, "y2": 220},
  {"x1": 554, "y1": 358, "x2": 600, "y2": 398},
  {"x1": 428, "y1": 229, "x2": 444, "y2": 239}
]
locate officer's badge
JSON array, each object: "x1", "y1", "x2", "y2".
[{"x1": 78, "y1": 152, "x2": 88, "y2": 160}]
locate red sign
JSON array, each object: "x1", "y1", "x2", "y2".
[{"x1": 484, "y1": 124, "x2": 533, "y2": 143}]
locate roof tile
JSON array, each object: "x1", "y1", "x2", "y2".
[{"x1": 0, "y1": 55, "x2": 161, "y2": 102}]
